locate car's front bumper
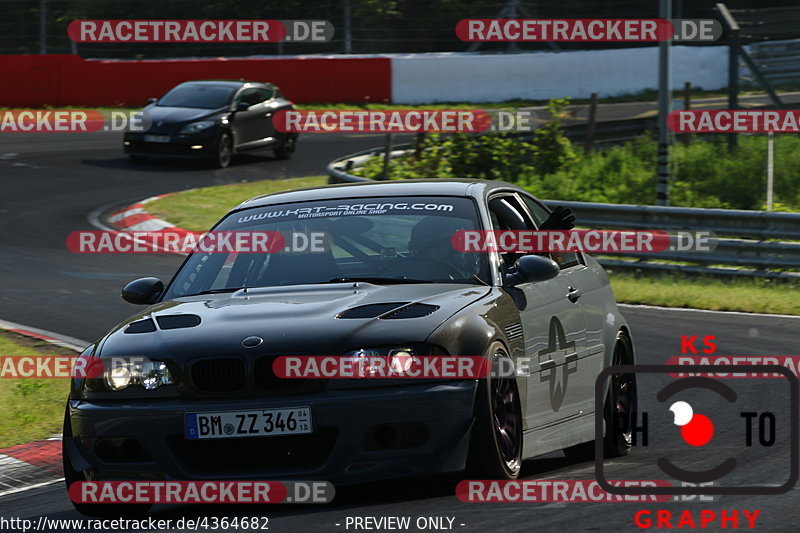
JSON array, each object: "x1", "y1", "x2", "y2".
[
  {"x1": 123, "y1": 130, "x2": 218, "y2": 158},
  {"x1": 65, "y1": 381, "x2": 477, "y2": 485}
]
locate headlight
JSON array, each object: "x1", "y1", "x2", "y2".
[
  {"x1": 324, "y1": 345, "x2": 450, "y2": 389},
  {"x1": 103, "y1": 357, "x2": 173, "y2": 391},
  {"x1": 343, "y1": 347, "x2": 428, "y2": 377},
  {"x1": 180, "y1": 121, "x2": 215, "y2": 134}
]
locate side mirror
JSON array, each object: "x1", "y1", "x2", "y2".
[
  {"x1": 146, "y1": 97, "x2": 158, "y2": 105},
  {"x1": 235, "y1": 101, "x2": 251, "y2": 112},
  {"x1": 121, "y1": 277, "x2": 163, "y2": 305},
  {"x1": 504, "y1": 255, "x2": 559, "y2": 287}
]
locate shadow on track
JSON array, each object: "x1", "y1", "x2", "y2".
[{"x1": 81, "y1": 153, "x2": 283, "y2": 173}]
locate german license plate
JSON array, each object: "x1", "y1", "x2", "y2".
[
  {"x1": 143, "y1": 134, "x2": 170, "y2": 143},
  {"x1": 185, "y1": 407, "x2": 312, "y2": 440}
]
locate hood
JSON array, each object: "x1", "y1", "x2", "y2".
[
  {"x1": 98, "y1": 283, "x2": 491, "y2": 361},
  {"x1": 144, "y1": 105, "x2": 223, "y2": 127}
]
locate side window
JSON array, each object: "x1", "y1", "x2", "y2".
[
  {"x1": 257, "y1": 87, "x2": 275, "y2": 101},
  {"x1": 488, "y1": 195, "x2": 530, "y2": 266},
  {"x1": 234, "y1": 88, "x2": 263, "y2": 108},
  {"x1": 519, "y1": 194, "x2": 582, "y2": 269}
]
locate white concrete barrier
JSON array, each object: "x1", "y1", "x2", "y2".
[{"x1": 391, "y1": 46, "x2": 729, "y2": 103}]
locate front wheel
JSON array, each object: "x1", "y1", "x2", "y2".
[
  {"x1": 212, "y1": 132, "x2": 233, "y2": 168},
  {"x1": 466, "y1": 342, "x2": 523, "y2": 480}
]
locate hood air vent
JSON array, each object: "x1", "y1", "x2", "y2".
[
  {"x1": 383, "y1": 303, "x2": 439, "y2": 319},
  {"x1": 156, "y1": 314, "x2": 202, "y2": 330},
  {"x1": 337, "y1": 303, "x2": 409, "y2": 319},
  {"x1": 124, "y1": 319, "x2": 156, "y2": 334}
]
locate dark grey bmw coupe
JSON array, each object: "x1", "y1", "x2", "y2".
[{"x1": 64, "y1": 179, "x2": 636, "y2": 515}]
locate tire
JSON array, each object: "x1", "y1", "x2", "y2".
[
  {"x1": 62, "y1": 409, "x2": 152, "y2": 518},
  {"x1": 212, "y1": 132, "x2": 233, "y2": 168},
  {"x1": 563, "y1": 330, "x2": 636, "y2": 460},
  {"x1": 273, "y1": 134, "x2": 296, "y2": 160},
  {"x1": 604, "y1": 331, "x2": 636, "y2": 457},
  {"x1": 466, "y1": 342, "x2": 523, "y2": 480}
]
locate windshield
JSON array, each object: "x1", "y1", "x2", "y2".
[
  {"x1": 157, "y1": 84, "x2": 236, "y2": 109},
  {"x1": 164, "y1": 196, "x2": 489, "y2": 298}
]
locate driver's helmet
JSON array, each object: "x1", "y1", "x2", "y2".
[{"x1": 408, "y1": 216, "x2": 469, "y2": 265}]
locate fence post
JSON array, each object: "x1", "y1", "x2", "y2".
[
  {"x1": 656, "y1": 0, "x2": 673, "y2": 206},
  {"x1": 585, "y1": 92, "x2": 598, "y2": 155},
  {"x1": 766, "y1": 132, "x2": 774, "y2": 211},
  {"x1": 38, "y1": 0, "x2": 46, "y2": 54},
  {"x1": 381, "y1": 133, "x2": 393, "y2": 180}
]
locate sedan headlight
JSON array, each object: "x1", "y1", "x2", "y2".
[
  {"x1": 180, "y1": 121, "x2": 215, "y2": 134},
  {"x1": 103, "y1": 358, "x2": 173, "y2": 391},
  {"x1": 345, "y1": 347, "x2": 417, "y2": 376}
]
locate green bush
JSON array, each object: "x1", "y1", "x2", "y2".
[{"x1": 353, "y1": 98, "x2": 800, "y2": 211}]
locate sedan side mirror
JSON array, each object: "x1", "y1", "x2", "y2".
[
  {"x1": 121, "y1": 277, "x2": 164, "y2": 305},
  {"x1": 504, "y1": 255, "x2": 559, "y2": 287},
  {"x1": 235, "y1": 101, "x2": 251, "y2": 112},
  {"x1": 146, "y1": 97, "x2": 158, "y2": 105}
]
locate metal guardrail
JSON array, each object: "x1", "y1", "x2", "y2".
[
  {"x1": 560, "y1": 118, "x2": 656, "y2": 145},
  {"x1": 327, "y1": 148, "x2": 800, "y2": 279}
]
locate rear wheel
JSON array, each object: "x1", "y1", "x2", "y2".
[
  {"x1": 466, "y1": 342, "x2": 522, "y2": 479},
  {"x1": 563, "y1": 331, "x2": 636, "y2": 460},
  {"x1": 605, "y1": 331, "x2": 636, "y2": 457},
  {"x1": 273, "y1": 134, "x2": 296, "y2": 160},
  {"x1": 62, "y1": 409, "x2": 152, "y2": 517}
]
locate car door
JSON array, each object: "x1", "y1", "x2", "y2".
[
  {"x1": 254, "y1": 86, "x2": 280, "y2": 142},
  {"x1": 231, "y1": 87, "x2": 271, "y2": 149},
  {"x1": 488, "y1": 193, "x2": 588, "y2": 433},
  {"x1": 518, "y1": 193, "x2": 603, "y2": 428}
]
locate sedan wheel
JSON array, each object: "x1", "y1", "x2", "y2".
[
  {"x1": 467, "y1": 342, "x2": 522, "y2": 479},
  {"x1": 606, "y1": 332, "x2": 636, "y2": 456},
  {"x1": 274, "y1": 134, "x2": 296, "y2": 160},
  {"x1": 563, "y1": 330, "x2": 636, "y2": 460},
  {"x1": 213, "y1": 132, "x2": 233, "y2": 168}
]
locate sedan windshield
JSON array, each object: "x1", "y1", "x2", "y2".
[
  {"x1": 157, "y1": 84, "x2": 236, "y2": 109},
  {"x1": 164, "y1": 196, "x2": 489, "y2": 298}
]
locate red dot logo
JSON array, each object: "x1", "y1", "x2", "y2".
[{"x1": 670, "y1": 401, "x2": 714, "y2": 447}]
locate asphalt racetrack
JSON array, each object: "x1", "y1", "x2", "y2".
[{"x1": 0, "y1": 130, "x2": 798, "y2": 531}]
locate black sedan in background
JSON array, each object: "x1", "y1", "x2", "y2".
[{"x1": 123, "y1": 80, "x2": 298, "y2": 168}]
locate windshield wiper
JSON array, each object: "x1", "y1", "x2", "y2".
[
  {"x1": 190, "y1": 287, "x2": 247, "y2": 295},
  {"x1": 324, "y1": 277, "x2": 431, "y2": 285}
]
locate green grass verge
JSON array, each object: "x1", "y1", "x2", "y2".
[
  {"x1": 608, "y1": 271, "x2": 800, "y2": 315},
  {"x1": 142, "y1": 178, "x2": 800, "y2": 316},
  {"x1": 0, "y1": 332, "x2": 74, "y2": 448},
  {"x1": 145, "y1": 176, "x2": 327, "y2": 232}
]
